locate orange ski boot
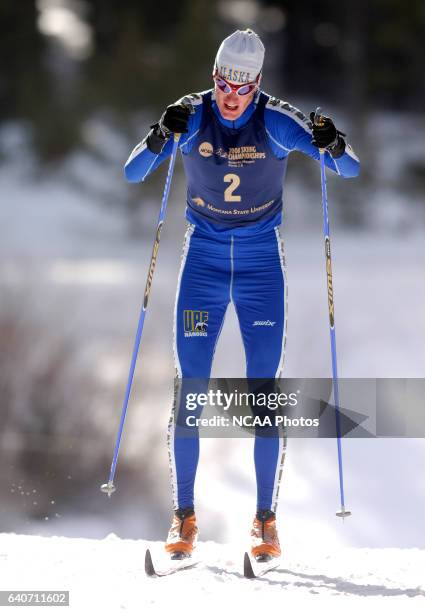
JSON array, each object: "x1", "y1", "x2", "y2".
[
  {"x1": 251, "y1": 509, "x2": 281, "y2": 562},
  {"x1": 165, "y1": 507, "x2": 198, "y2": 560}
]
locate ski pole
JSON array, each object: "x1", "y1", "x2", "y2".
[
  {"x1": 314, "y1": 108, "x2": 351, "y2": 519},
  {"x1": 101, "y1": 133, "x2": 181, "y2": 497}
]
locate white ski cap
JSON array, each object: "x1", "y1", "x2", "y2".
[{"x1": 214, "y1": 29, "x2": 265, "y2": 84}]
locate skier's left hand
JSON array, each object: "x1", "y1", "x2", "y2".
[{"x1": 309, "y1": 111, "x2": 346, "y2": 158}]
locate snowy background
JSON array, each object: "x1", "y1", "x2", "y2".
[{"x1": 1, "y1": 0, "x2": 424, "y2": 607}]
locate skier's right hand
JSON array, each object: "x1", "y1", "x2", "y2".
[
  {"x1": 145, "y1": 101, "x2": 191, "y2": 154},
  {"x1": 158, "y1": 103, "x2": 191, "y2": 136}
]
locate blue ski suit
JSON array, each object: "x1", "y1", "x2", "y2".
[{"x1": 125, "y1": 89, "x2": 360, "y2": 512}]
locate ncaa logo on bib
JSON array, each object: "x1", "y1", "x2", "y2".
[{"x1": 199, "y1": 142, "x2": 213, "y2": 157}]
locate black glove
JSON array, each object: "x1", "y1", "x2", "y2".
[
  {"x1": 309, "y1": 111, "x2": 346, "y2": 158},
  {"x1": 146, "y1": 102, "x2": 191, "y2": 154},
  {"x1": 159, "y1": 103, "x2": 190, "y2": 136}
]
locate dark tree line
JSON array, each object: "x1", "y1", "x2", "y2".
[{"x1": 267, "y1": 0, "x2": 425, "y2": 110}]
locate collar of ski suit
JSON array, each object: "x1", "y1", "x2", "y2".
[{"x1": 211, "y1": 89, "x2": 260, "y2": 129}]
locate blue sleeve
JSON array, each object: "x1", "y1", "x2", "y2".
[
  {"x1": 124, "y1": 93, "x2": 204, "y2": 183},
  {"x1": 264, "y1": 100, "x2": 360, "y2": 179},
  {"x1": 124, "y1": 137, "x2": 174, "y2": 183}
]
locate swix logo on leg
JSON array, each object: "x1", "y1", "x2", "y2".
[
  {"x1": 184, "y1": 310, "x2": 209, "y2": 337},
  {"x1": 253, "y1": 320, "x2": 276, "y2": 327}
]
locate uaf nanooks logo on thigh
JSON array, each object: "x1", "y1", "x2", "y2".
[{"x1": 184, "y1": 310, "x2": 209, "y2": 337}]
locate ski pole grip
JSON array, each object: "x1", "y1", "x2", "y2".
[
  {"x1": 314, "y1": 106, "x2": 324, "y2": 127},
  {"x1": 314, "y1": 107, "x2": 326, "y2": 154}
]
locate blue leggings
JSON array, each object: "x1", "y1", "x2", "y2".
[{"x1": 168, "y1": 222, "x2": 287, "y2": 511}]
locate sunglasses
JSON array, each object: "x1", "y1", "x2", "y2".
[{"x1": 214, "y1": 74, "x2": 259, "y2": 96}]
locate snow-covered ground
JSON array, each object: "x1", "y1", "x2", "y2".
[{"x1": 0, "y1": 533, "x2": 424, "y2": 611}]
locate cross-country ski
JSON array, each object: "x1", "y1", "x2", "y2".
[
  {"x1": 243, "y1": 551, "x2": 281, "y2": 579},
  {"x1": 144, "y1": 548, "x2": 199, "y2": 577}
]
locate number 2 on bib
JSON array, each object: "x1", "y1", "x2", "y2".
[{"x1": 224, "y1": 173, "x2": 241, "y2": 202}]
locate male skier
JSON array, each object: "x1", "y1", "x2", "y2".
[{"x1": 125, "y1": 29, "x2": 360, "y2": 563}]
